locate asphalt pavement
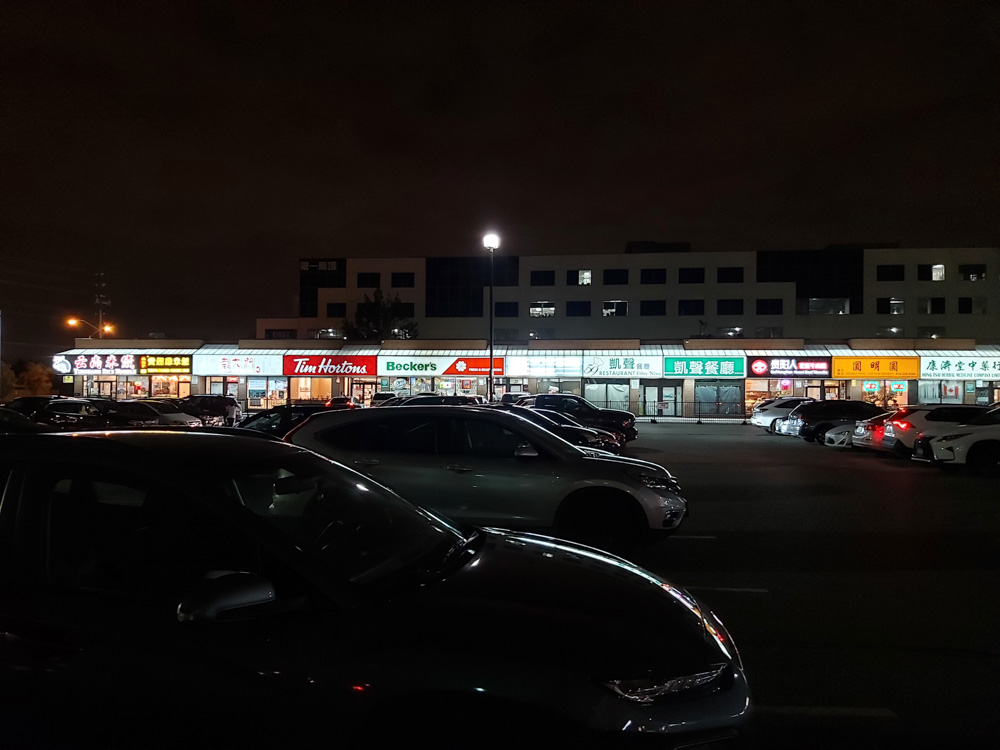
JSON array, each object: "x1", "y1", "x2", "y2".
[{"x1": 625, "y1": 423, "x2": 1000, "y2": 749}]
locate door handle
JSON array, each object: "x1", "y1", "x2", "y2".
[
  {"x1": 353, "y1": 459, "x2": 381, "y2": 466},
  {"x1": 446, "y1": 464, "x2": 473, "y2": 473}
]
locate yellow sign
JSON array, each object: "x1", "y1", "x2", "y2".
[{"x1": 831, "y1": 356, "x2": 920, "y2": 379}]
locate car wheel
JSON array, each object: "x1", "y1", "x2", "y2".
[
  {"x1": 813, "y1": 424, "x2": 833, "y2": 445},
  {"x1": 767, "y1": 420, "x2": 777, "y2": 434},
  {"x1": 967, "y1": 442, "x2": 1000, "y2": 477},
  {"x1": 892, "y1": 441, "x2": 912, "y2": 459},
  {"x1": 556, "y1": 496, "x2": 643, "y2": 554}
]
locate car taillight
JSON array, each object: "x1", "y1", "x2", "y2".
[{"x1": 892, "y1": 420, "x2": 911, "y2": 430}]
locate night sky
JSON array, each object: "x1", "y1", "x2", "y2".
[{"x1": 2, "y1": 1, "x2": 998, "y2": 361}]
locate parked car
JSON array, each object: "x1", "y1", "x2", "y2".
[
  {"x1": 286, "y1": 405, "x2": 685, "y2": 551},
  {"x1": 0, "y1": 406, "x2": 50, "y2": 433},
  {"x1": 533, "y1": 407, "x2": 626, "y2": 452},
  {"x1": 851, "y1": 411, "x2": 894, "y2": 451},
  {"x1": 490, "y1": 404, "x2": 614, "y2": 453},
  {"x1": 911, "y1": 406, "x2": 1000, "y2": 475},
  {"x1": 177, "y1": 394, "x2": 242, "y2": 426},
  {"x1": 823, "y1": 423, "x2": 855, "y2": 447},
  {"x1": 500, "y1": 391, "x2": 531, "y2": 405},
  {"x1": 515, "y1": 393, "x2": 638, "y2": 441},
  {"x1": 368, "y1": 391, "x2": 400, "y2": 407},
  {"x1": 238, "y1": 404, "x2": 342, "y2": 437},
  {"x1": 396, "y1": 394, "x2": 483, "y2": 406},
  {"x1": 784, "y1": 400, "x2": 885, "y2": 443},
  {"x1": 324, "y1": 395, "x2": 363, "y2": 409},
  {"x1": 749, "y1": 396, "x2": 815, "y2": 433},
  {"x1": 2, "y1": 394, "x2": 68, "y2": 420},
  {"x1": 103, "y1": 399, "x2": 204, "y2": 428},
  {"x1": 0, "y1": 431, "x2": 750, "y2": 747},
  {"x1": 882, "y1": 404, "x2": 993, "y2": 457},
  {"x1": 32, "y1": 398, "x2": 108, "y2": 430}
]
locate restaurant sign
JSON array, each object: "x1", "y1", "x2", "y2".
[
  {"x1": 194, "y1": 354, "x2": 283, "y2": 376},
  {"x1": 748, "y1": 357, "x2": 831, "y2": 378},
  {"x1": 920, "y1": 356, "x2": 1000, "y2": 380},
  {"x1": 139, "y1": 355, "x2": 192, "y2": 375},
  {"x1": 284, "y1": 355, "x2": 378, "y2": 376},
  {"x1": 54, "y1": 353, "x2": 139, "y2": 376},
  {"x1": 376, "y1": 356, "x2": 504, "y2": 376},
  {"x1": 831, "y1": 357, "x2": 920, "y2": 379},
  {"x1": 663, "y1": 356, "x2": 746, "y2": 378},
  {"x1": 583, "y1": 355, "x2": 663, "y2": 378}
]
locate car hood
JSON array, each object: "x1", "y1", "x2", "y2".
[
  {"x1": 580, "y1": 451, "x2": 676, "y2": 476},
  {"x1": 598, "y1": 407, "x2": 635, "y2": 422},
  {"x1": 354, "y1": 530, "x2": 723, "y2": 675}
]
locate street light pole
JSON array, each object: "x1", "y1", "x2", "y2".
[{"x1": 483, "y1": 233, "x2": 500, "y2": 402}]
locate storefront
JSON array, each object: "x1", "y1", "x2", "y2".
[
  {"x1": 831, "y1": 355, "x2": 920, "y2": 407},
  {"x1": 664, "y1": 355, "x2": 747, "y2": 417},
  {"x1": 744, "y1": 354, "x2": 834, "y2": 408},
  {"x1": 283, "y1": 353, "x2": 378, "y2": 404},
  {"x1": 919, "y1": 354, "x2": 1000, "y2": 405},
  {"x1": 194, "y1": 350, "x2": 285, "y2": 410},
  {"x1": 53, "y1": 350, "x2": 196, "y2": 399},
  {"x1": 377, "y1": 353, "x2": 504, "y2": 400}
]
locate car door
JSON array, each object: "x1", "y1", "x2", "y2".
[
  {"x1": 430, "y1": 413, "x2": 562, "y2": 530},
  {"x1": 0, "y1": 461, "x2": 327, "y2": 748}
]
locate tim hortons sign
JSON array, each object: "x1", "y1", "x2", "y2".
[{"x1": 283, "y1": 355, "x2": 377, "y2": 376}]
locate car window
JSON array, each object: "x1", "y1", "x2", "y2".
[
  {"x1": 926, "y1": 407, "x2": 988, "y2": 422},
  {"x1": 320, "y1": 415, "x2": 438, "y2": 455},
  {"x1": 453, "y1": 417, "x2": 532, "y2": 458},
  {"x1": 964, "y1": 408, "x2": 1000, "y2": 426},
  {"x1": 241, "y1": 412, "x2": 286, "y2": 434}
]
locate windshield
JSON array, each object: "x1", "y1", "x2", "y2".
[
  {"x1": 142, "y1": 400, "x2": 181, "y2": 414},
  {"x1": 227, "y1": 452, "x2": 464, "y2": 587}
]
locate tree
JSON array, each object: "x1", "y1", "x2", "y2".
[
  {"x1": 343, "y1": 288, "x2": 418, "y2": 341},
  {"x1": 18, "y1": 361, "x2": 56, "y2": 396},
  {"x1": 0, "y1": 361, "x2": 15, "y2": 402}
]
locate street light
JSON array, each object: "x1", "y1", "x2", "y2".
[
  {"x1": 483, "y1": 232, "x2": 500, "y2": 402},
  {"x1": 67, "y1": 317, "x2": 113, "y2": 339}
]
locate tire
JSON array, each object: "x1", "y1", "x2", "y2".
[
  {"x1": 967, "y1": 443, "x2": 1000, "y2": 477},
  {"x1": 813, "y1": 424, "x2": 833, "y2": 445}
]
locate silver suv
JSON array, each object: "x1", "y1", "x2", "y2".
[{"x1": 286, "y1": 405, "x2": 686, "y2": 552}]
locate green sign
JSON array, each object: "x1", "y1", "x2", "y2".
[{"x1": 663, "y1": 356, "x2": 745, "y2": 378}]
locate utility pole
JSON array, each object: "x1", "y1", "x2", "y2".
[{"x1": 95, "y1": 272, "x2": 111, "y2": 339}]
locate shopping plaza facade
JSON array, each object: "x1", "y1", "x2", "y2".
[{"x1": 53, "y1": 243, "x2": 1000, "y2": 416}]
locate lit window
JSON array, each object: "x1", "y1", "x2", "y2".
[
  {"x1": 578, "y1": 270, "x2": 592, "y2": 285},
  {"x1": 602, "y1": 300, "x2": 627, "y2": 317},
  {"x1": 932, "y1": 264, "x2": 945, "y2": 281},
  {"x1": 529, "y1": 302, "x2": 555, "y2": 318}
]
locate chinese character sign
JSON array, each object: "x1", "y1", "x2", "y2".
[
  {"x1": 920, "y1": 356, "x2": 1000, "y2": 379},
  {"x1": 662, "y1": 357, "x2": 746, "y2": 378},
  {"x1": 831, "y1": 357, "x2": 919, "y2": 379}
]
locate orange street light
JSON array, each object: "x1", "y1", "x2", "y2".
[{"x1": 67, "y1": 317, "x2": 113, "y2": 339}]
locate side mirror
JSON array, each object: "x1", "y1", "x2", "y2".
[
  {"x1": 177, "y1": 572, "x2": 275, "y2": 623},
  {"x1": 514, "y1": 443, "x2": 539, "y2": 458}
]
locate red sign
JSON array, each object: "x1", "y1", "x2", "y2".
[
  {"x1": 441, "y1": 357, "x2": 505, "y2": 376},
  {"x1": 283, "y1": 355, "x2": 377, "y2": 376}
]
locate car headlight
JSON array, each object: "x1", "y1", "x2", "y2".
[
  {"x1": 937, "y1": 433, "x2": 972, "y2": 443},
  {"x1": 626, "y1": 470, "x2": 681, "y2": 494},
  {"x1": 602, "y1": 663, "x2": 730, "y2": 703}
]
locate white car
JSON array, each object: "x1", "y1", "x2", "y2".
[
  {"x1": 285, "y1": 405, "x2": 687, "y2": 552},
  {"x1": 750, "y1": 396, "x2": 815, "y2": 433},
  {"x1": 911, "y1": 406, "x2": 1000, "y2": 475},
  {"x1": 882, "y1": 404, "x2": 993, "y2": 457}
]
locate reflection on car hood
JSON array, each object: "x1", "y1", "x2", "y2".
[
  {"x1": 361, "y1": 529, "x2": 719, "y2": 675},
  {"x1": 581, "y1": 452, "x2": 675, "y2": 475}
]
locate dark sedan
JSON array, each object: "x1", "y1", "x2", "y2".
[
  {"x1": 238, "y1": 403, "x2": 342, "y2": 437},
  {"x1": 516, "y1": 393, "x2": 639, "y2": 441},
  {"x1": 0, "y1": 431, "x2": 750, "y2": 748}
]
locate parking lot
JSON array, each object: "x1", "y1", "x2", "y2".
[{"x1": 626, "y1": 422, "x2": 1000, "y2": 749}]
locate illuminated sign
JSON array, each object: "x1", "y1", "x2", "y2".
[
  {"x1": 920, "y1": 356, "x2": 1000, "y2": 379},
  {"x1": 64, "y1": 353, "x2": 140, "y2": 376},
  {"x1": 583, "y1": 355, "x2": 663, "y2": 378},
  {"x1": 890, "y1": 381, "x2": 907, "y2": 392},
  {"x1": 504, "y1": 356, "x2": 581, "y2": 377},
  {"x1": 663, "y1": 356, "x2": 746, "y2": 378},
  {"x1": 139, "y1": 355, "x2": 192, "y2": 375},
  {"x1": 862, "y1": 381, "x2": 879, "y2": 392},
  {"x1": 376, "y1": 356, "x2": 504, "y2": 376},
  {"x1": 748, "y1": 357, "x2": 831, "y2": 378},
  {"x1": 194, "y1": 354, "x2": 283, "y2": 376},
  {"x1": 284, "y1": 355, "x2": 377, "y2": 376},
  {"x1": 831, "y1": 357, "x2": 920, "y2": 379}
]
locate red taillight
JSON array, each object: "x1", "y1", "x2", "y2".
[{"x1": 892, "y1": 420, "x2": 911, "y2": 430}]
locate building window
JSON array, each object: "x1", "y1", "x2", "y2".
[
  {"x1": 640, "y1": 300, "x2": 666, "y2": 316},
  {"x1": 917, "y1": 297, "x2": 946, "y2": 314},
  {"x1": 326, "y1": 302, "x2": 347, "y2": 318},
  {"x1": 529, "y1": 301, "x2": 556, "y2": 317},
  {"x1": 357, "y1": 272, "x2": 380, "y2": 288},
  {"x1": 917, "y1": 326, "x2": 947, "y2": 338},
  {"x1": 603, "y1": 269, "x2": 628, "y2": 285},
  {"x1": 717, "y1": 267, "x2": 744, "y2": 283},
  {"x1": 756, "y1": 298, "x2": 783, "y2": 315},
  {"x1": 529, "y1": 328, "x2": 554, "y2": 340},
  {"x1": 718, "y1": 327, "x2": 744, "y2": 338},
  {"x1": 391, "y1": 272, "x2": 415, "y2": 288},
  {"x1": 678, "y1": 299, "x2": 705, "y2": 316},
  {"x1": 875, "y1": 326, "x2": 906, "y2": 337},
  {"x1": 716, "y1": 299, "x2": 744, "y2": 315},
  {"x1": 875, "y1": 297, "x2": 904, "y2": 315},
  {"x1": 264, "y1": 329, "x2": 296, "y2": 339},
  {"x1": 495, "y1": 301, "x2": 519, "y2": 317},
  {"x1": 679, "y1": 267, "x2": 705, "y2": 284},
  {"x1": 602, "y1": 300, "x2": 627, "y2": 317},
  {"x1": 308, "y1": 328, "x2": 343, "y2": 339},
  {"x1": 640, "y1": 268, "x2": 667, "y2": 284},
  {"x1": 917, "y1": 264, "x2": 946, "y2": 281},
  {"x1": 530, "y1": 270, "x2": 555, "y2": 286},
  {"x1": 808, "y1": 298, "x2": 850, "y2": 315},
  {"x1": 876, "y1": 264, "x2": 905, "y2": 281},
  {"x1": 566, "y1": 301, "x2": 592, "y2": 317},
  {"x1": 959, "y1": 264, "x2": 987, "y2": 281},
  {"x1": 566, "y1": 269, "x2": 592, "y2": 286},
  {"x1": 958, "y1": 297, "x2": 987, "y2": 314}
]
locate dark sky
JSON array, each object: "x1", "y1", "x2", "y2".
[{"x1": 2, "y1": 1, "x2": 998, "y2": 361}]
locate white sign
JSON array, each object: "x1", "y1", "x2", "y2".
[
  {"x1": 505, "y1": 355, "x2": 582, "y2": 378},
  {"x1": 193, "y1": 354, "x2": 283, "y2": 376},
  {"x1": 582, "y1": 354, "x2": 663, "y2": 378},
  {"x1": 920, "y1": 356, "x2": 1000, "y2": 380}
]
